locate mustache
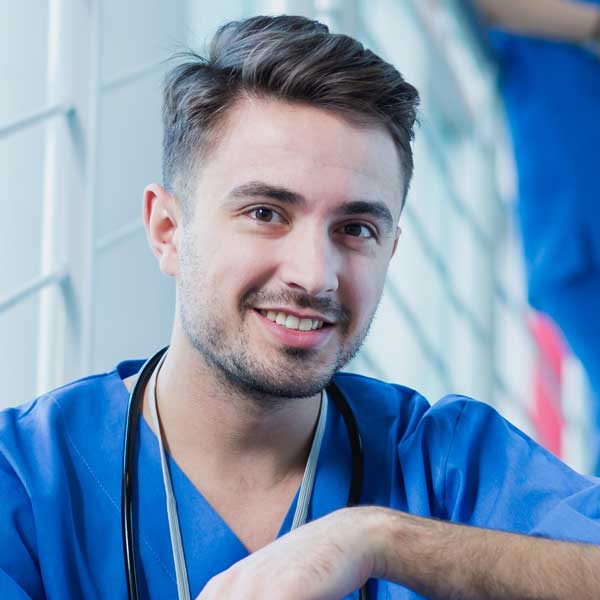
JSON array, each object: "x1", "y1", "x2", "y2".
[{"x1": 242, "y1": 289, "x2": 351, "y2": 328}]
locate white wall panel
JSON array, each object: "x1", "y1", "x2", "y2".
[
  {"x1": 92, "y1": 231, "x2": 174, "y2": 371},
  {"x1": 0, "y1": 295, "x2": 40, "y2": 406},
  {"x1": 1, "y1": 1, "x2": 187, "y2": 407},
  {"x1": 1, "y1": 124, "x2": 45, "y2": 291},
  {"x1": 89, "y1": 0, "x2": 187, "y2": 372},
  {"x1": 100, "y1": 0, "x2": 185, "y2": 86},
  {"x1": 0, "y1": 2, "x2": 49, "y2": 121},
  {"x1": 96, "y1": 73, "x2": 164, "y2": 240}
]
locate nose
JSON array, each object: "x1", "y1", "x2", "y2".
[{"x1": 278, "y1": 225, "x2": 340, "y2": 297}]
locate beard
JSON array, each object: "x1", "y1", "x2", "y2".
[
  {"x1": 179, "y1": 288, "x2": 374, "y2": 401},
  {"x1": 177, "y1": 242, "x2": 375, "y2": 402}
]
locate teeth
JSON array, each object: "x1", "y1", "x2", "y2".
[
  {"x1": 298, "y1": 318, "x2": 312, "y2": 331},
  {"x1": 285, "y1": 315, "x2": 300, "y2": 329},
  {"x1": 261, "y1": 310, "x2": 324, "y2": 331}
]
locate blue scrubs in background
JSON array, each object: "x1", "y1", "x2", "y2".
[
  {"x1": 2, "y1": 361, "x2": 600, "y2": 598},
  {"x1": 482, "y1": 0, "x2": 600, "y2": 474}
]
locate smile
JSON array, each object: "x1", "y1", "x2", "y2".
[{"x1": 258, "y1": 310, "x2": 325, "y2": 331}]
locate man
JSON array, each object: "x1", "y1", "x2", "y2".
[{"x1": 1, "y1": 14, "x2": 600, "y2": 600}]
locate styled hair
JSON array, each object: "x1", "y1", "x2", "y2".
[{"x1": 162, "y1": 15, "x2": 419, "y2": 204}]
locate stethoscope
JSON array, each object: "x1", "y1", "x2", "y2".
[{"x1": 121, "y1": 346, "x2": 369, "y2": 600}]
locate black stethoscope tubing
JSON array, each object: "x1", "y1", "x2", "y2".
[{"x1": 121, "y1": 346, "x2": 368, "y2": 600}]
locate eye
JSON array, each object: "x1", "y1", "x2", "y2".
[
  {"x1": 343, "y1": 223, "x2": 377, "y2": 239},
  {"x1": 247, "y1": 206, "x2": 286, "y2": 224}
]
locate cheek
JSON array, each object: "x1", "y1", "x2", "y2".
[
  {"x1": 202, "y1": 236, "x2": 275, "y2": 296},
  {"x1": 341, "y1": 259, "x2": 387, "y2": 322}
]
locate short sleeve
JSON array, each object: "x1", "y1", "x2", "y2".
[
  {"x1": 0, "y1": 452, "x2": 43, "y2": 599},
  {"x1": 441, "y1": 397, "x2": 600, "y2": 543}
]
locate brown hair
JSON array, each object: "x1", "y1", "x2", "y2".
[{"x1": 162, "y1": 15, "x2": 419, "y2": 205}]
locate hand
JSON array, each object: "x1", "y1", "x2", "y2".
[
  {"x1": 196, "y1": 507, "x2": 376, "y2": 600},
  {"x1": 582, "y1": 8, "x2": 600, "y2": 60},
  {"x1": 584, "y1": 40, "x2": 600, "y2": 60}
]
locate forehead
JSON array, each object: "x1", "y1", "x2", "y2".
[{"x1": 195, "y1": 97, "x2": 405, "y2": 217}]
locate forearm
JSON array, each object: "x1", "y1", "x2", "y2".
[
  {"x1": 473, "y1": 0, "x2": 600, "y2": 42},
  {"x1": 367, "y1": 507, "x2": 600, "y2": 600}
]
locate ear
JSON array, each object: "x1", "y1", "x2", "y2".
[
  {"x1": 143, "y1": 184, "x2": 181, "y2": 277},
  {"x1": 390, "y1": 226, "x2": 401, "y2": 259}
]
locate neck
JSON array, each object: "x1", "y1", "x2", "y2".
[{"x1": 141, "y1": 329, "x2": 322, "y2": 488}]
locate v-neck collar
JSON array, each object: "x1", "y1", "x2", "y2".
[{"x1": 114, "y1": 362, "x2": 353, "y2": 596}]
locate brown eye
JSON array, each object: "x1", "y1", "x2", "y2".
[
  {"x1": 344, "y1": 223, "x2": 375, "y2": 239},
  {"x1": 253, "y1": 207, "x2": 274, "y2": 221},
  {"x1": 247, "y1": 206, "x2": 286, "y2": 225}
]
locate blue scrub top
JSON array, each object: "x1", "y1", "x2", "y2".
[
  {"x1": 483, "y1": 0, "x2": 600, "y2": 303},
  {"x1": 1, "y1": 361, "x2": 600, "y2": 599}
]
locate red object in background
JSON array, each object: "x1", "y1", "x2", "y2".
[{"x1": 528, "y1": 312, "x2": 565, "y2": 458}]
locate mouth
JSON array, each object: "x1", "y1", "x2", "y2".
[{"x1": 255, "y1": 309, "x2": 332, "y2": 332}]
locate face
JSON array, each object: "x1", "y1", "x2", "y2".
[{"x1": 174, "y1": 98, "x2": 404, "y2": 399}]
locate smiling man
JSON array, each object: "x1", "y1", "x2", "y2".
[
  {"x1": 2, "y1": 14, "x2": 600, "y2": 600},
  {"x1": 158, "y1": 96, "x2": 399, "y2": 402}
]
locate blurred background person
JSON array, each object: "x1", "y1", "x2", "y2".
[{"x1": 462, "y1": 0, "x2": 600, "y2": 474}]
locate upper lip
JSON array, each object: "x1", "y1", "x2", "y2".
[{"x1": 255, "y1": 307, "x2": 334, "y2": 324}]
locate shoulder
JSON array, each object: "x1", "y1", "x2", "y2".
[
  {"x1": 333, "y1": 372, "x2": 488, "y2": 442},
  {"x1": 0, "y1": 362, "x2": 142, "y2": 597},
  {"x1": 1, "y1": 371, "x2": 107, "y2": 441},
  {"x1": 333, "y1": 371, "x2": 431, "y2": 416},
  {"x1": 333, "y1": 373, "x2": 528, "y2": 459},
  {"x1": 334, "y1": 371, "x2": 487, "y2": 420},
  {"x1": 1, "y1": 368, "x2": 118, "y2": 442},
  {"x1": 0, "y1": 361, "x2": 141, "y2": 492}
]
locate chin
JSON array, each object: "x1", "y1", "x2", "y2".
[{"x1": 228, "y1": 356, "x2": 336, "y2": 400}]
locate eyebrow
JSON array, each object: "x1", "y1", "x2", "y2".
[
  {"x1": 228, "y1": 181, "x2": 306, "y2": 207},
  {"x1": 227, "y1": 180, "x2": 395, "y2": 234},
  {"x1": 333, "y1": 200, "x2": 395, "y2": 235}
]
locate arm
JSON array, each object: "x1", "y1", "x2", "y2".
[
  {"x1": 472, "y1": 0, "x2": 600, "y2": 42},
  {"x1": 197, "y1": 506, "x2": 600, "y2": 599},
  {"x1": 371, "y1": 507, "x2": 600, "y2": 600},
  {"x1": 199, "y1": 398, "x2": 600, "y2": 598}
]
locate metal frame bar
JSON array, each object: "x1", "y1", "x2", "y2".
[
  {"x1": 36, "y1": 0, "x2": 71, "y2": 396},
  {"x1": 0, "y1": 101, "x2": 74, "y2": 139},
  {"x1": 78, "y1": 0, "x2": 101, "y2": 374},
  {"x1": 96, "y1": 219, "x2": 144, "y2": 253},
  {"x1": 403, "y1": 205, "x2": 492, "y2": 343},
  {"x1": 100, "y1": 58, "x2": 165, "y2": 94},
  {"x1": 385, "y1": 278, "x2": 452, "y2": 389},
  {"x1": 0, "y1": 268, "x2": 69, "y2": 315},
  {"x1": 400, "y1": 207, "x2": 527, "y2": 411},
  {"x1": 418, "y1": 120, "x2": 495, "y2": 251}
]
